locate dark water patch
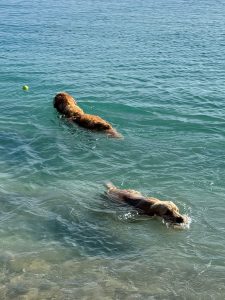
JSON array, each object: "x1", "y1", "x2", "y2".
[{"x1": 0, "y1": 187, "x2": 134, "y2": 258}]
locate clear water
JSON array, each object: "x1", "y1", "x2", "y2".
[{"x1": 1, "y1": 0, "x2": 225, "y2": 299}]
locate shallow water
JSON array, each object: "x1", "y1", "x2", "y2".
[{"x1": 1, "y1": 0, "x2": 225, "y2": 299}]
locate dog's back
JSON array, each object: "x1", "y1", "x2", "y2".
[{"x1": 105, "y1": 183, "x2": 153, "y2": 212}]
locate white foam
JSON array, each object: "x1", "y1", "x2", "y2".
[{"x1": 163, "y1": 215, "x2": 192, "y2": 230}]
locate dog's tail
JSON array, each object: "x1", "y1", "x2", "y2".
[
  {"x1": 106, "y1": 128, "x2": 123, "y2": 139},
  {"x1": 104, "y1": 182, "x2": 116, "y2": 191}
]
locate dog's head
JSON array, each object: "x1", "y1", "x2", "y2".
[
  {"x1": 53, "y1": 92, "x2": 77, "y2": 111},
  {"x1": 150, "y1": 201, "x2": 186, "y2": 224},
  {"x1": 53, "y1": 92, "x2": 84, "y2": 117}
]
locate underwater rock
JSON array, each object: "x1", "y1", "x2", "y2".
[
  {"x1": 19, "y1": 288, "x2": 39, "y2": 300},
  {"x1": 8, "y1": 256, "x2": 31, "y2": 273},
  {"x1": 26, "y1": 259, "x2": 51, "y2": 273}
]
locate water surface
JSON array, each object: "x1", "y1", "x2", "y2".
[{"x1": 1, "y1": 0, "x2": 225, "y2": 299}]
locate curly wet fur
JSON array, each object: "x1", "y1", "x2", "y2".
[
  {"x1": 53, "y1": 92, "x2": 121, "y2": 138},
  {"x1": 105, "y1": 183, "x2": 187, "y2": 224}
]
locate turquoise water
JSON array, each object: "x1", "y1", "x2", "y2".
[{"x1": 1, "y1": 0, "x2": 225, "y2": 298}]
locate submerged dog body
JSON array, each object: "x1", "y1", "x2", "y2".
[
  {"x1": 105, "y1": 183, "x2": 187, "y2": 225},
  {"x1": 53, "y1": 92, "x2": 121, "y2": 137}
]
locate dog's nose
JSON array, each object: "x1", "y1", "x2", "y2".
[{"x1": 175, "y1": 216, "x2": 184, "y2": 223}]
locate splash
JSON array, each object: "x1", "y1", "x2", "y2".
[
  {"x1": 163, "y1": 215, "x2": 192, "y2": 230},
  {"x1": 118, "y1": 211, "x2": 140, "y2": 222}
]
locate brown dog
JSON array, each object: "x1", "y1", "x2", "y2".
[
  {"x1": 53, "y1": 92, "x2": 122, "y2": 138},
  {"x1": 105, "y1": 183, "x2": 188, "y2": 225}
]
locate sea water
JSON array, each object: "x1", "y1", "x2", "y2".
[{"x1": 1, "y1": 0, "x2": 225, "y2": 299}]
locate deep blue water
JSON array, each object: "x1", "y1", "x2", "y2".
[{"x1": 1, "y1": 0, "x2": 225, "y2": 299}]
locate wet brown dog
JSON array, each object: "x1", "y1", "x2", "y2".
[
  {"x1": 53, "y1": 92, "x2": 122, "y2": 138},
  {"x1": 105, "y1": 183, "x2": 188, "y2": 225}
]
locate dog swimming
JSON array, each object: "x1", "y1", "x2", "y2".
[
  {"x1": 105, "y1": 183, "x2": 190, "y2": 228},
  {"x1": 53, "y1": 92, "x2": 122, "y2": 138}
]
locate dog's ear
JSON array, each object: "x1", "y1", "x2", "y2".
[{"x1": 167, "y1": 201, "x2": 179, "y2": 212}]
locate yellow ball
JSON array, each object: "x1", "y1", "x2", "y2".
[{"x1": 22, "y1": 85, "x2": 29, "y2": 91}]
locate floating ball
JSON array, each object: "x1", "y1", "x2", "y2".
[{"x1": 22, "y1": 85, "x2": 29, "y2": 91}]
